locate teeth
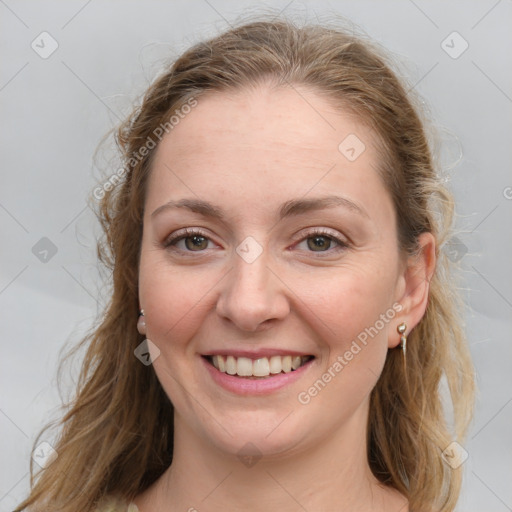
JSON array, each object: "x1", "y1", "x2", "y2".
[
  {"x1": 269, "y1": 355, "x2": 282, "y2": 374},
  {"x1": 226, "y1": 355, "x2": 237, "y2": 375},
  {"x1": 237, "y1": 357, "x2": 253, "y2": 377},
  {"x1": 209, "y1": 354, "x2": 311, "y2": 377},
  {"x1": 253, "y1": 357, "x2": 270, "y2": 377}
]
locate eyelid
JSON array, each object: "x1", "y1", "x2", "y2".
[
  {"x1": 163, "y1": 227, "x2": 218, "y2": 249},
  {"x1": 294, "y1": 226, "x2": 347, "y2": 242},
  {"x1": 291, "y1": 227, "x2": 349, "y2": 255},
  {"x1": 163, "y1": 226, "x2": 349, "y2": 255}
]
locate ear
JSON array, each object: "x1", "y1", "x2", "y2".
[{"x1": 389, "y1": 232, "x2": 436, "y2": 349}]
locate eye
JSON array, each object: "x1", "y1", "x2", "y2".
[
  {"x1": 163, "y1": 227, "x2": 348, "y2": 256},
  {"x1": 295, "y1": 229, "x2": 348, "y2": 254},
  {"x1": 164, "y1": 228, "x2": 215, "y2": 252}
]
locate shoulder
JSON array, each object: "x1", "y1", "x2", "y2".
[{"x1": 95, "y1": 495, "x2": 139, "y2": 512}]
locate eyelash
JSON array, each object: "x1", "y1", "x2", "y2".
[{"x1": 163, "y1": 227, "x2": 349, "y2": 257}]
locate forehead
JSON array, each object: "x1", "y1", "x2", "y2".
[
  {"x1": 158, "y1": 85, "x2": 371, "y2": 162},
  {"x1": 146, "y1": 85, "x2": 394, "y2": 225}
]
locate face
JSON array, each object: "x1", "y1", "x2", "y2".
[{"x1": 138, "y1": 84, "x2": 407, "y2": 459}]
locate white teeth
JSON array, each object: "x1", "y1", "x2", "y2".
[
  {"x1": 211, "y1": 355, "x2": 226, "y2": 372},
  {"x1": 269, "y1": 355, "x2": 282, "y2": 374},
  {"x1": 282, "y1": 355, "x2": 292, "y2": 373},
  {"x1": 209, "y1": 354, "x2": 311, "y2": 377},
  {"x1": 253, "y1": 357, "x2": 270, "y2": 377},
  {"x1": 226, "y1": 355, "x2": 237, "y2": 375},
  {"x1": 291, "y1": 356, "x2": 302, "y2": 370},
  {"x1": 237, "y1": 357, "x2": 253, "y2": 377}
]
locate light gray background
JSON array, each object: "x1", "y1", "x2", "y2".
[{"x1": 1, "y1": 1, "x2": 511, "y2": 511}]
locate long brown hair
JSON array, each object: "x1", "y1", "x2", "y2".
[{"x1": 16, "y1": 17, "x2": 474, "y2": 512}]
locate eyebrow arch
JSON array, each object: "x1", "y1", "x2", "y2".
[{"x1": 151, "y1": 195, "x2": 369, "y2": 221}]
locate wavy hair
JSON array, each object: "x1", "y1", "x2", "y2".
[{"x1": 16, "y1": 16, "x2": 474, "y2": 512}]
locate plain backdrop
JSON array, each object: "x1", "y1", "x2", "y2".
[{"x1": 1, "y1": 1, "x2": 511, "y2": 511}]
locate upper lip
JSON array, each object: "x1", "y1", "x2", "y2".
[{"x1": 201, "y1": 348, "x2": 314, "y2": 359}]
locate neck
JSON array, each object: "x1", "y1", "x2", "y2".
[{"x1": 136, "y1": 400, "x2": 407, "y2": 512}]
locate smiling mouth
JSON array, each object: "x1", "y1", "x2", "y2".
[{"x1": 203, "y1": 354, "x2": 314, "y2": 379}]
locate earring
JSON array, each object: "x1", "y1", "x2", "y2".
[
  {"x1": 137, "y1": 309, "x2": 146, "y2": 335},
  {"x1": 397, "y1": 322, "x2": 407, "y2": 358}
]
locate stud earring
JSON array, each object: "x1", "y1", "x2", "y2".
[
  {"x1": 137, "y1": 309, "x2": 146, "y2": 335},
  {"x1": 397, "y1": 322, "x2": 407, "y2": 358}
]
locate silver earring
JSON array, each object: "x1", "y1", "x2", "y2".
[
  {"x1": 137, "y1": 309, "x2": 146, "y2": 335},
  {"x1": 397, "y1": 322, "x2": 407, "y2": 358}
]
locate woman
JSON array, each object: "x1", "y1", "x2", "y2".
[{"x1": 16, "y1": 17, "x2": 475, "y2": 512}]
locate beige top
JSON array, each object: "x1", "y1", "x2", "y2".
[{"x1": 95, "y1": 495, "x2": 139, "y2": 512}]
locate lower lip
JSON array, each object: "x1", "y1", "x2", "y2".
[{"x1": 201, "y1": 356, "x2": 314, "y2": 396}]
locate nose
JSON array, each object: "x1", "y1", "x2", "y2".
[{"x1": 216, "y1": 250, "x2": 290, "y2": 332}]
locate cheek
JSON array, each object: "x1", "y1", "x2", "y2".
[
  {"x1": 298, "y1": 271, "x2": 395, "y2": 413},
  {"x1": 298, "y1": 261, "x2": 397, "y2": 375},
  {"x1": 138, "y1": 256, "x2": 220, "y2": 350},
  {"x1": 305, "y1": 262, "x2": 396, "y2": 332}
]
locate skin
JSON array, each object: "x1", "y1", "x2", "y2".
[{"x1": 134, "y1": 83, "x2": 435, "y2": 512}]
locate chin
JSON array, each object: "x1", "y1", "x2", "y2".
[{"x1": 195, "y1": 408, "x2": 311, "y2": 461}]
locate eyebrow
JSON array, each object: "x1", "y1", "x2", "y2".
[{"x1": 151, "y1": 195, "x2": 369, "y2": 221}]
